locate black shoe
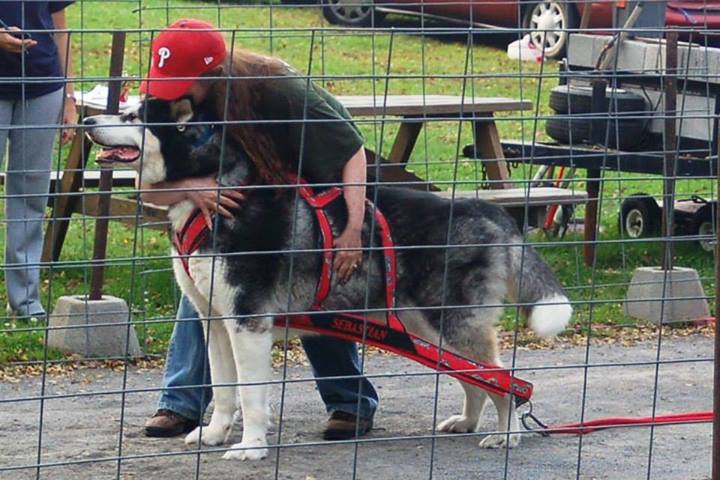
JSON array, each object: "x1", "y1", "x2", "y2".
[
  {"x1": 144, "y1": 409, "x2": 199, "y2": 438},
  {"x1": 322, "y1": 411, "x2": 373, "y2": 441}
]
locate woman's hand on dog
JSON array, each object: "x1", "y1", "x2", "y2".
[
  {"x1": 333, "y1": 227, "x2": 363, "y2": 284},
  {"x1": 183, "y1": 177, "x2": 245, "y2": 229}
]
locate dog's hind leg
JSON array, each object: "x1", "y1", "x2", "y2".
[
  {"x1": 432, "y1": 310, "x2": 521, "y2": 449},
  {"x1": 478, "y1": 384, "x2": 520, "y2": 449},
  {"x1": 185, "y1": 317, "x2": 237, "y2": 447},
  {"x1": 222, "y1": 321, "x2": 273, "y2": 461}
]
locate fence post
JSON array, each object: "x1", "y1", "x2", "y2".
[
  {"x1": 89, "y1": 31, "x2": 126, "y2": 300},
  {"x1": 713, "y1": 98, "x2": 720, "y2": 480}
]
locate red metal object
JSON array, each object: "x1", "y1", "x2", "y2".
[{"x1": 534, "y1": 411, "x2": 713, "y2": 435}]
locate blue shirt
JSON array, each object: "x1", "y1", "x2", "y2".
[{"x1": 0, "y1": 1, "x2": 75, "y2": 100}]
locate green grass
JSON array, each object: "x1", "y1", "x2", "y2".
[{"x1": 0, "y1": 0, "x2": 714, "y2": 365}]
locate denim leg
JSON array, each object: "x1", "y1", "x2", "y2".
[
  {"x1": 3, "y1": 90, "x2": 63, "y2": 317},
  {"x1": 157, "y1": 296, "x2": 212, "y2": 421},
  {"x1": 301, "y1": 335, "x2": 378, "y2": 419}
]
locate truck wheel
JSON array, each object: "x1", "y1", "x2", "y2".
[
  {"x1": 619, "y1": 193, "x2": 661, "y2": 239},
  {"x1": 322, "y1": 0, "x2": 384, "y2": 27},
  {"x1": 692, "y1": 207, "x2": 716, "y2": 252},
  {"x1": 549, "y1": 85, "x2": 647, "y2": 114},
  {"x1": 545, "y1": 116, "x2": 645, "y2": 150}
]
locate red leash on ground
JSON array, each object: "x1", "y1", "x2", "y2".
[{"x1": 522, "y1": 406, "x2": 713, "y2": 436}]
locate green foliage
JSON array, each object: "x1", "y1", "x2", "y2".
[{"x1": 0, "y1": 1, "x2": 714, "y2": 365}]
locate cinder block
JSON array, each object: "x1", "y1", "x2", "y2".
[
  {"x1": 48, "y1": 295, "x2": 142, "y2": 358},
  {"x1": 624, "y1": 266, "x2": 710, "y2": 324}
]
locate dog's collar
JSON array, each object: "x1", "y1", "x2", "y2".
[{"x1": 192, "y1": 123, "x2": 216, "y2": 148}]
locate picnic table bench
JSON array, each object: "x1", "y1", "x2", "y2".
[{"x1": 41, "y1": 94, "x2": 586, "y2": 262}]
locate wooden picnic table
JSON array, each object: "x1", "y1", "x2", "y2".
[
  {"x1": 339, "y1": 95, "x2": 531, "y2": 190},
  {"x1": 41, "y1": 94, "x2": 531, "y2": 262}
]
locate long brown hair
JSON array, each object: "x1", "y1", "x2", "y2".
[{"x1": 207, "y1": 49, "x2": 290, "y2": 186}]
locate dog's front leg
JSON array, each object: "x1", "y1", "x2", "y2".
[
  {"x1": 222, "y1": 321, "x2": 273, "y2": 461},
  {"x1": 185, "y1": 318, "x2": 237, "y2": 447}
]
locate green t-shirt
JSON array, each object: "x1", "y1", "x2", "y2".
[{"x1": 259, "y1": 75, "x2": 364, "y2": 184}]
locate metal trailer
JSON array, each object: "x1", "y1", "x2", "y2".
[{"x1": 495, "y1": 33, "x2": 720, "y2": 261}]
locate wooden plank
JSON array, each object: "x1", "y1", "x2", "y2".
[
  {"x1": 472, "y1": 118, "x2": 511, "y2": 190},
  {"x1": 0, "y1": 169, "x2": 137, "y2": 190},
  {"x1": 339, "y1": 95, "x2": 532, "y2": 117},
  {"x1": 75, "y1": 187, "x2": 584, "y2": 229},
  {"x1": 583, "y1": 169, "x2": 601, "y2": 266},
  {"x1": 365, "y1": 148, "x2": 438, "y2": 191},
  {"x1": 75, "y1": 195, "x2": 169, "y2": 229},
  {"x1": 434, "y1": 187, "x2": 587, "y2": 207},
  {"x1": 387, "y1": 121, "x2": 423, "y2": 165},
  {"x1": 41, "y1": 135, "x2": 93, "y2": 263}
]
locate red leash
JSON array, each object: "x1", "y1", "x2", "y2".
[{"x1": 522, "y1": 405, "x2": 713, "y2": 436}]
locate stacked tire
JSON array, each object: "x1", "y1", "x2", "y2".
[{"x1": 545, "y1": 85, "x2": 648, "y2": 150}]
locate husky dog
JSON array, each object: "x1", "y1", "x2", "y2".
[{"x1": 84, "y1": 97, "x2": 572, "y2": 460}]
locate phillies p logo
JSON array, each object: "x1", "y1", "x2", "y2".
[{"x1": 158, "y1": 47, "x2": 171, "y2": 68}]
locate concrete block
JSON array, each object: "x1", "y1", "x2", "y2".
[
  {"x1": 48, "y1": 295, "x2": 142, "y2": 358},
  {"x1": 624, "y1": 266, "x2": 710, "y2": 324}
]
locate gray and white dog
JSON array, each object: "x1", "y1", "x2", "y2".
[{"x1": 84, "y1": 97, "x2": 572, "y2": 461}]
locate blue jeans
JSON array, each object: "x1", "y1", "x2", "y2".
[{"x1": 158, "y1": 296, "x2": 379, "y2": 421}]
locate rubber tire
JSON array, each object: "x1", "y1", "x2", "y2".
[
  {"x1": 322, "y1": 0, "x2": 384, "y2": 27},
  {"x1": 545, "y1": 116, "x2": 645, "y2": 150},
  {"x1": 522, "y1": 1, "x2": 578, "y2": 59},
  {"x1": 619, "y1": 193, "x2": 661, "y2": 239},
  {"x1": 281, "y1": 0, "x2": 317, "y2": 4},
  {"x1": 549, "y1": 85, "x2": 647, "y2": 115},
  {"x1": 692, "y1": 206, "x2": 715, "y2": 252}
]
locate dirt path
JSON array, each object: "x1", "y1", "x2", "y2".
[{"x1": 0, "y1": 335, "x2": 713, "y2": 480}]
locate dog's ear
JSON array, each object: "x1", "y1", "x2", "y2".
[{"x1": 170, "y1": 98, "x2": 194, "y2": 124}]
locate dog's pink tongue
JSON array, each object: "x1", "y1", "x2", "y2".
[{"x1": 96, "y1": 147, "x2": 139, "y2": 162}]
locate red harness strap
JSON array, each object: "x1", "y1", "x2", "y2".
[
  {"x1": 173, "y1": 209, "x2": 211, "y2": 277},
  {"x1": 173, "y1": 179, "x2": 534, "y2": 405}
]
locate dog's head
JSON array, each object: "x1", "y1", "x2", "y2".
[{"x1": 84, "y1": 97, "x2": 244, "y2": 185}]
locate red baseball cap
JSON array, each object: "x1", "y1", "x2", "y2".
[{"x1": 140, "y1": 19, "x2": 227, "y2": 100}]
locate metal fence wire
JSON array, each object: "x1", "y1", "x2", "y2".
[{"x1": 0, "y1": 0, "x2": 718, "y2": 479}]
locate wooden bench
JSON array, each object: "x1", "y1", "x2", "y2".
[
  {"x1": 67, "y1": 186, "x2": 587, "y2": 235},
  {"x1": 0, "y1": 169, "x2": 136, "y2": 192},
  {"x1": 434, "y1": 187, "x2": 588, "y2": 228}
]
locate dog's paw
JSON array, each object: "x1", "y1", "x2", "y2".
[
  {"x1": 222, "y1": 442, "x2": 268, "y2": 461},
  {"x1": 184, "y1": 424, "x2": 230, "y2": 447},
  {"x1": 437, "y1": 415, "x2": 479, "y2": 433},
  {"x1": 478, "y1": 433, "x2": 521, "y2": 449}
]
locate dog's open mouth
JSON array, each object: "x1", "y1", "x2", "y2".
[{"x1": 96, "y1": 146, "x2": 140, "y2": 164}]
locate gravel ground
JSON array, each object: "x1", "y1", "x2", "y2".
[{"x1": 0, "y1": 335, "x2": 714, "y2": 480}]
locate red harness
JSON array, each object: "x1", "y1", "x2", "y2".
[{"x1": 172, "y1": 180, "x2": 534, "y2": 405}]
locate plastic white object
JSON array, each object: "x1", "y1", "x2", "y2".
[{"x1": 507, "y1": 35, "x2": 544, "y2": 63}]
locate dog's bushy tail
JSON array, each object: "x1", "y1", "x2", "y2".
[{"x1": 511, "y1": 245, "x2": 572, "y2": 337}]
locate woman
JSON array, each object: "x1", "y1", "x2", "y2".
[
  {"x1": 141, "y1": 19, "x2": 378, "y2": 441},
  {"x1": 0, "y1": 2, "x2": 76, "y2": 319}
]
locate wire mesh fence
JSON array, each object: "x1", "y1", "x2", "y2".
[{"x1": 0, "y1": 0, "x2": 718, "y2": 479}]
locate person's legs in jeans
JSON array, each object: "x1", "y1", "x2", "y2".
[
  {"x1": 156, "y1": 295, "x2": 212, "y2": 421},
  {"x1": 301, "y1": 335, "x2": 378, "y2": 419},
  {"x1": 3, "y1": 90, "x2": 63, "y2": 317}
]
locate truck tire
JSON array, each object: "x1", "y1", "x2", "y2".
[
  {"x1": 549, "y1": 85, "x2": 647, "y2": 114},
  {"x1": 545, "y1": 116, "x2": 645, "y2": 150},
  {"x1": 322, "y1": 0, "x2": 384, "y2": 27},
  {"x1": 619, "y1": 193, "x2": 661, "y2": 239}
]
